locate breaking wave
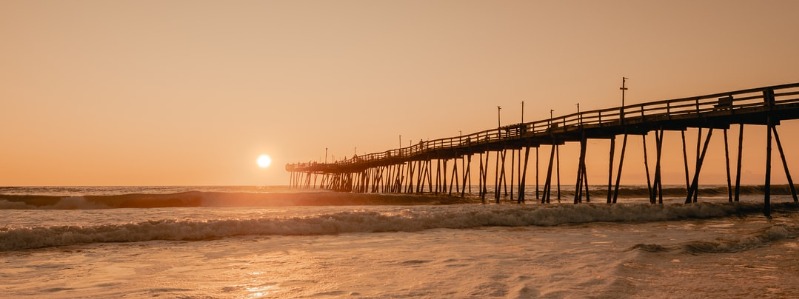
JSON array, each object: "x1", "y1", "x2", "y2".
[
  {"x1": 1, "y1": 184, "x2": 795, "y2": 210},
  {"x1": 630, "y1": 222, "x2": 799, "y2": 254},
  {"x1": 0, "y1": 202, "x2": 786, "y2": 251},
  {"x1": 0, "y1": 191, "x2": 474, "y2": 209}
]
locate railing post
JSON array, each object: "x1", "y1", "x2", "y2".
[
  {"x1": 667, "y1": 102, "x2": 671, "y2": 118},
  {"x1": 695, "y1": 98, "x2": 700, "y2": 114},
  {"x1": 764, "y1": 88, "x2": 775, "y2": 109}
]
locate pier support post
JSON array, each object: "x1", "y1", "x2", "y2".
[
  {"x1": 766, "y1": 117, "x2": 773, "y2": 217},
  {"x1": 724, "y1": 129, "x2": 733, "y2": 202},
  {"x1": 643, "y1": 134, "x2": 653, "y2": 203},
  {"x1": 772, "y1": 125, "x2": 798, "y2": 202},
  {"x1": 462, "y1": 154, "x2": 472, "y2": 198},
  {"x1": 607, "y1": 136, "x2": 616, "y2": 203},
  {"x1": 449, "y1": 158, "x2": 460, "y2": 195},
  {"x1": 519, "y1": 146, "x2": 531, "y2": 204},
  {"x1": 681, "y1": 130, "x2": 690, "y2": 198},
  {"x1": 694, "y1": 128, "x2": 702, "y2": 203},
  {"x1": 556, "y1": 144, "x2": 561, "y2": 202},
  {"x1": 510, "y1": 149, "x2": 516, "y2": 201},
  {"x1": 536, "y1": 147, "x2": 540, "y2": 200},
  {"x1": 426, "y1": 161, "x2": 433, "y2": 194},
  {"x1": 543, "y1": 144, "x2": 556, "y2": 204},
  {"x1": 481, "y1": 152, "x2": 489, "y2": 203},
  {"x1": 498, "y1": 149, "x2": 508, "y2": 202},
  {"x1": 494, "y1": 150, "x2": 501, "y2": 202},
  {"x1": 574, "y1": 135, "x2": 587, "y2": 204},
  {"x1": 735, "y1": 124, "x2": 744, "y2": 202},
  {"x1": 467, "y1": 154, "x2": 472, "y2": 195},
  {"x1": 442, "y1": 159, "x2": 448, "y2": 195},
  {"x1": 612, "y1": 134, "x2": 628, "y2": 203},
  {"x1": 654, "y1": 129, "x2": 664, "y2": 204},
  {"x1": 517, "y1": 148, "x2": 522, "y2": 202},
  {"x1": 685, "y1": 128, "x2": 714, "y2": 204},
  {"x1": 407, "y1": 161, "x2": 415, "y2": 193},
  {"x1": 478, "y1": 153, "x2": 484, "y2": 200},
  {"x1": 582, "y1": 161, "x2": 590, "y2": 203}
]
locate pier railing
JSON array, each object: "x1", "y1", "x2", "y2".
[{"x1": 288, "y1": 83, "x2": 799, "y2": 172}]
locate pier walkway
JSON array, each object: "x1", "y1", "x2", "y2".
[{"x1": 287, "y1": 82, "x2": 799, "y2": 216}]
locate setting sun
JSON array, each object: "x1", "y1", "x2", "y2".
[{"x1": 256, "y1": 154, "x2": 272, "y2": 168}]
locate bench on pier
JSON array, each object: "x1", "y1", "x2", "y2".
[{"x1": 714, "y1": 96, "x2": 733, "y2": 110}]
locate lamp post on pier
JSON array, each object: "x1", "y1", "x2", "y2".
[
  {"x1": 620, "y1": 77, "x2": 628, "y2": 122},
  {"x1": 497, "y1": 106, "x2": 502, "y2": 128}
]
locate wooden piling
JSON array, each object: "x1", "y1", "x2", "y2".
[
  {"x1": 772, "y1": 126, "x2": 798, "y2": 202},
  {"x1": 574, "y1": 136, "x2": 587, "y2": 204},
  {"x1": 519, "y1": 147, "x2": 531, "y2": 204},
  {"x1": 494, "y1": 150, "x2": 500, "y2": 202},
  {"x1": 556, "y1": 144, "x2": 561, "y2": 202},
  {"x1": 612, "y1": 134, "x2": 628, "y2": 204},
  {"x1": 685, "y1": 128, "x2": 714, "y2": 203},
  {"x1": 724, "y1": 129, "x2": 732, "y2": 202},
  {"x1": 462, "y1": 154, "x2": 472, "y2": 198},
  {"x1": 607, "y1": 136, "x2": 616, "y2": 203},
  {"x1": 582, "y1": 161, "x2": 590, "y2": 203},
  {"x1": 765, "y1": 117, "x2": 772, "y2": 217},
  {"x1": 536, "y1": 147, "x2": 540, "y2": 200},
  {"x1": 654, "y1": 129, "x2": 664, "y2": 204},
  {"x1": 643, "y1": 134, "x2": 653, "y2": 203},
  {"x1": 510, "y1": 149, "x2": 515, "y2": 201},
  {"x1": 735, "y1": 124, "x2": 744, "y2": 202},
  {"x1": 543, "y1": 144, "x2": 556, "y2": 204},
  {"x1": 681, "y1": 130, "x2": 690, "y2": 197}
]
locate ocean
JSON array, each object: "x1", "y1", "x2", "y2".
[{"x1": 2, "y1": 186, "x2": 799, "y2": 298}]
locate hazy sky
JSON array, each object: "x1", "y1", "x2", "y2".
[{"x1": 2, "y1": 0, "x2": 798, "y2": 186}]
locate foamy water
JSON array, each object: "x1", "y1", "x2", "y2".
[{"x1": 2, "y1": 187, "x2": 799, "y2": 298}]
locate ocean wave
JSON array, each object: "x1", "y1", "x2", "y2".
[
  {"x1": 629, "y1": 222, "x2": 799, "y2": 254},
  {"x1": 0, "y1": 202, "x2": 782, "y2": 251},
  {"x1": 1, "y1": 185, "x2": 796, "y2": 210},
  {"x1": 0, "y1": 191, "x2": 478, "y2": 210}
]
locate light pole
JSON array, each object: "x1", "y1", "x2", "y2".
[
  {"x1": 497, "y1": 106, "x2": 502, "y2": 128},
  {"x1": 325, "y1": 148, "x2": 328, "y2": 163},
  {"x1": 521, "y1": 101, "x2": 525, "y2": 123},
  {"x1": 577, "y1": 103, "x2": 581, "y2": 124},
  {"x1": 620, "y1": 77, "x2": 628, "y2": 120}
]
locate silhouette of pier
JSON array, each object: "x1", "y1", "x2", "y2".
[{"x1": 286, "y1": 82, "x2": 799, "y2": 216}]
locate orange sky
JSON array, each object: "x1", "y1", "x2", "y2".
[{"x1": 2, "y1": 0, "x2": 798, "y2": 186}]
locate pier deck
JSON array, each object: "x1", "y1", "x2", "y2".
[{"x1": 287, "y1": 82, "x2": 799, "y2": 216}]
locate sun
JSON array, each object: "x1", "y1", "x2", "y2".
[{"x1": 256, "y1": 154, "x2": 272, "y2": 168}]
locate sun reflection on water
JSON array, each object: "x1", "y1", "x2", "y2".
[{"x1": 246, "y1": 285, "x2": 277, "y2": 298}]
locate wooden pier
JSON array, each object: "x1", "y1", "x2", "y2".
[{"x1": 286, "y1": 82, "x2": 799, "y2": 216}]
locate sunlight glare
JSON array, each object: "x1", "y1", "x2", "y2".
[{"x1": 257, "y1": 154, "x2": 272, "y2": 168}]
